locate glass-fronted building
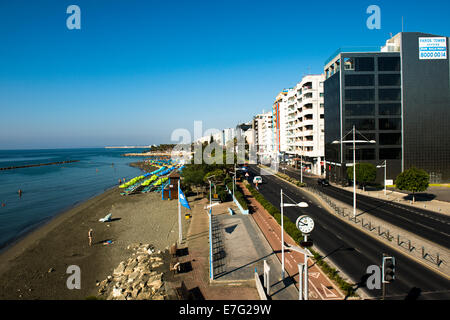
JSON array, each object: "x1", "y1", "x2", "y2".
[{"x1": 324, "y1": 32, "x2": 450, "y2": 184}]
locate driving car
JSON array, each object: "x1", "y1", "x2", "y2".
[
  {"x1": 317, "y1": 178, "x2": 330, "y2": 186},
  {"x1": 253, "y1": 176, "x2": 263, "y2": 184}
]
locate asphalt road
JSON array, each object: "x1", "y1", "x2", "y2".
[
  {"x1": 246, "y1": 165, "x2": 450, "y2": 300},
  {"x1": 281, "y1": 167, "x2": 450, "y2": 248}
]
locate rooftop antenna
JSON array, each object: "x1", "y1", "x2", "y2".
[{"x1": 402, "y1": 16, "x2": 404, "y2": 32}]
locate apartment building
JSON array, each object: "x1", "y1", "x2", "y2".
[
  {"x1": 272, "y1": 90, "x2": 289, "y2": 158},
  {"x1": 324, "y1": 32, "x2": 450, "y2": 184},
  {"x1": 252, "y1": 111, "x2": 273, "y2": 164},
  {"x1": 285, "y1": 75, "x2": 325, "y2": 175}
]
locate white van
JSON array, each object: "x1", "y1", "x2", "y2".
[{"x1": 253, "y1": 176, "x2": 263, "y2": 184}]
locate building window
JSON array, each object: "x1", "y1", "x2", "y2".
[
  {"x1": 345, "y1": 104, "x2": 375, "y2": 116},
  {"x1": 345, "y1": 118, "x2": 375, "y2": 131},
  {"x1": 320, "y1": 114, "x2": 324, "y2": 119},
  {"x1": 344, "y1": 57, "x2": 355, "y2": 70},
  {"x1": 355, "y1": 57, "x2": 375, "y2": 71},
  {"x1": 379, "y1": 74, "x2": 401, "y2": 86},
  {"x1": 345, "y1": 74, "x2": 374, "y2": 87},
  {"x1": 379, "y1": 148, "x2": 401, "y2": 159},
  {"x1": 379, "y1": 118, "x2": 401, "y2": 130},
  {"x1": 378, "y1": 57, "x2": 400, "y2": 71},
  {"x1": 379, "y1": 88, "x2": 401, "y2": 101},
  {"x1": 346, "y1": 148, "x2": 375, "y2": 160},
  {"x1": 345, "y1": 89, "x2": 375, "y2": 102},
  {"x1": 379, "y1": 133, "x2": 401, "y2": 145},
  {"x1": 379, "y1": 103, "x2": 401, "y2": 116}
]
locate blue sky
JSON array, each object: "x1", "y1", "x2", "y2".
[{"x1": 0, "y1": 0, "x2": 449, "y2": 149}]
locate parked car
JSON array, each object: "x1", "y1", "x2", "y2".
[
  {"x1": 253, "y1": 176, "x2": 263, "y2": 184},
  {"x1": 317, "y1": 178, "x2": 330, "y2": 186}
]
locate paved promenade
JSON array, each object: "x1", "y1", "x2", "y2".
[{"x1": 170, "y1": 196, "x2": 259, "y2": 300}]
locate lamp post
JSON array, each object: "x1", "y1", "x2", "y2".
[
  {"x1": 377, "y1": 160, "x2": 387, "y2": 195},
  {"x1": 280, "y1": 189, "x2": 309, "y2": 280},
  {"x1": 300, "y1": 153, "x2": 303, "y2": 184},
  {"x1": 332, "y1": 126, "x2": 376, "y2": 218}
]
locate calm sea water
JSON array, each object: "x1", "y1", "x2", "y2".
[{"x1": 0, "y1": 148, "x2": 147, "y2": 251}]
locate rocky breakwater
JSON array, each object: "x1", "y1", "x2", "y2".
[{"x1": 97, "y1": 243, "x2": 170, "y2": 300}]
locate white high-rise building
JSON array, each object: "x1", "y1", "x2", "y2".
[
  {"x1": 252, "y1": 111, "x2": 273, "y2": 164},
  {"x1": 285, "y1": 74, "x2": 325, "y2": 175}
]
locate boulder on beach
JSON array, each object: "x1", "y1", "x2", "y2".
[{"x1": 97, "y1": 243, "x2": 169, "y2": 300}]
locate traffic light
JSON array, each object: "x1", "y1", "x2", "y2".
[{"x1": 382, "y1": 256, "x2": 396, "y2": 283}]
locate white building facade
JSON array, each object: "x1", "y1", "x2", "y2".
[{"x1": 285, "y1": 74, "x2": 325, "y2": 175}]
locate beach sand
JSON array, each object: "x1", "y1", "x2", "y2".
[{"x1": 0, "y1": 184, "x2": 189, "y2": 300}]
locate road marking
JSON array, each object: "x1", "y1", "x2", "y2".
[
  {"x1": 309, "y1": 272, "x2": 320, "y2": 279},
  {"x1": 307, "y1": 278, "x2": 325, "y2": 300},
  {"x1": 320, "y1": 283, "x2": 338, "y2": 298}
]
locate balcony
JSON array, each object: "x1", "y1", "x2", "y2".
[{"x1": 302, "y1": 86, "x2": 313, "y2": 93}]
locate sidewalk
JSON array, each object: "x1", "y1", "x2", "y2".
[
  {"x1": 170, "y1": 196, "x2": 259, "y2": 300},
  {"x1": 210, "y1": 199, "x2": 299, "y2": 300},
  {"x1": 339, "y1": 185, "x2": 450, "y2": 216},
  {"x1": 238, "y1": 181, "x2": 346, "y2": 300}
]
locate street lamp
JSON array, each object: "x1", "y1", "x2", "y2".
[
  {"x1": 280, "y1": 189, "x2": 309, "y2": 280},
  {"x1": 332, "y1": 125, "x2": 376, "y2": 218},
  {"x1": 377, "y1": 160, "x2": 387, "y2": 195}
]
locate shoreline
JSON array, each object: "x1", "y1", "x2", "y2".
[
  {"x1": 0, "y1": 160, "x2": 182, "y2": 300},
  {"x1": 0, "y1": 184, "x2": 118, "y2": 256},
  {"x1": 0, "y1": 160, "x2": 155, "y2": 255},
  {"x1": 0, "y1": 185, "x2": 186, "y2": 299}
]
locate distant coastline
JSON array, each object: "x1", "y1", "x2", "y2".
[{"x1": 105, "y1": 146, "x2": 152, "y2": 149}]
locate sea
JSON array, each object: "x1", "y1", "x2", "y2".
[{"x1": 0, "y1": 148, "x2": 148, "y2": 252}]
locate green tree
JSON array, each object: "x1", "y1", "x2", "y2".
[
  {"x1": 395, "y1": 167, "x2": 429, "y2": 203},
  {"x1": 204, "y1": 169, "x2": 226, "y2": 184},
  {"x1": 182, "y1": 164, "x2": 208, "y2": 195},
  {"x1": 347, "y1": 163, "x2": 377, "y2": 191}
]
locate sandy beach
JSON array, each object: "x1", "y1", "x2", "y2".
[{"x1": 0, "y1": 176, "x2": 189, "y2": 299}]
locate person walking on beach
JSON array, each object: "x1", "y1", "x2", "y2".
[{"x1": 88, "y1": 229, "x2": 94, "y2": 246}]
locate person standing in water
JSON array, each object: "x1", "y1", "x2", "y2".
[
  {"x1": 88, "y1": 229, "x2": 94, "y2": 246},
  {"x1": 18, "y1": 189, "x2": 22, "y2": 197}
]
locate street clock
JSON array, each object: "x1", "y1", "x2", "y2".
[{"x1": 296, "y1": 215, "x2": 315, "y2": 234}]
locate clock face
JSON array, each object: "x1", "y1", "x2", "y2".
[{"x1": 296, "y1": 215, "x2": 314, "y2": 234}]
